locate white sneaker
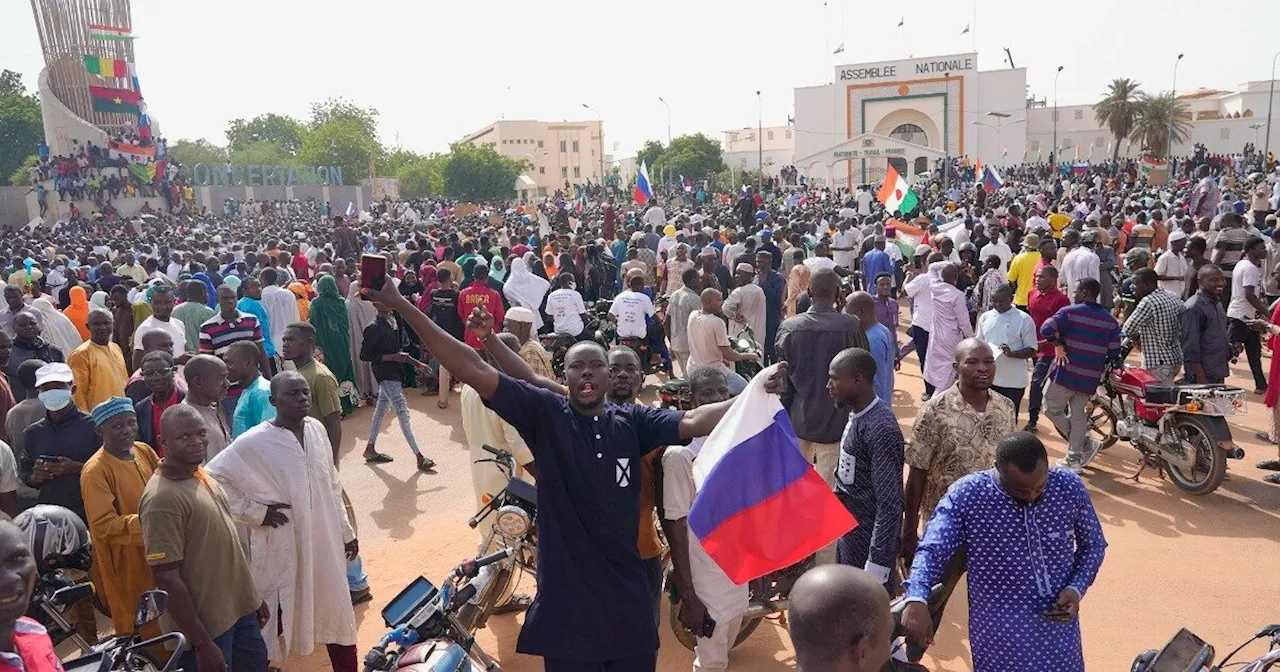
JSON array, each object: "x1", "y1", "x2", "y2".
[
  {"x1": 1080, "y1": 439, "x2": 1104, "y2": 467},
  {"x1": 1057, "y1": 459, "x2": 1083, "y2": 474}
]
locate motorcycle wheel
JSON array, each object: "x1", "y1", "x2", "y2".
[
  {"x1": 1085, "y1": 396, "x2": 1120, "y2": 449},
  {"x1": 455, "y1": 563, "x2": 515, "y2": 633},
  {"x1": 1165, "y1": 415, "x2": 1227, "y2": 496}
]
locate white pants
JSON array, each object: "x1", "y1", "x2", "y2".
[
  {"x1": 693, "y1": 612, "x2": 744, "y2": 672},
  {"x1": 799, "y1": 440, "x2": 840, "y2": 564}
]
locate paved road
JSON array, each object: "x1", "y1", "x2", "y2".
[{"x1": 290, "y1": 346, "x2": 1280, "y2": 672}]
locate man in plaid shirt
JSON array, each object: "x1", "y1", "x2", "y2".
[{"x1": 1121, "y1": 268, "x2": 1186, "y2": 383}]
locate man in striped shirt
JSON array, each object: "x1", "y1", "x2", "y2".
[
  {"x1": 199, "y1": 285, "x2": 272, "y2": 421},
  {"x1": 1040, "y1": 278, "x2": 1122, "y2": 473}
]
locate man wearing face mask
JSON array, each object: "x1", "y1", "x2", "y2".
[{"x1": 19, "y1": 363, "x2": 99, "y2": 522}]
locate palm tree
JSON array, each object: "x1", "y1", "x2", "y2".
[
  {"x1": 1093, "y1": 78, "x2": 1143, "y2": 160},
  {"x1": 1130, "y1": 93, "x2": 1193, "y2": 157}
]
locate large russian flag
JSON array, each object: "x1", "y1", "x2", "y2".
[
  {"x1": 633, "y1": 161, "x2": 654, "y2": 205},
  {"x1": 689, "y1": 365, "x2": 857, "y2": 584},
  {"x1": 982, "y1": 165, "x2": 1004, "y2": 193}
]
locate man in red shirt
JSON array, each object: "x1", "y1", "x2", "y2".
[
  {"x1": 290, "y1": 244, "x2": 311, "y2": 283},
  {"x1": 602, "y1": 197, "x2": 616, "y2": 240},
  {"x1": 1024, "y1": 265, "x2": 1071, "y2": 432},
  {"x1": 458, "y1": 263, "x2": 505, "y2": 349}
]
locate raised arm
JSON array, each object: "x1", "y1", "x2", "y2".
[
  {"x1": 469, "y1": 310, "x2": 565, "y2": 395},
  {"x1": 361, "y1": 280, "x2": 500, "y2": 399}
]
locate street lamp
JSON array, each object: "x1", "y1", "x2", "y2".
[
  {"x1": 976, "y1": 114, "x2": 1025, "y2": 167},
  {"x1": 1250, "y1": 122, "x2": 1265, "y2": 146},
  {"x1": 1266, "y1": 51, "x2": 1280, "y2": 161},
  {"x1": 658, "y1": 97, "x2": 671, "y2": 145},
  {"x1": 1168, "y1": 54, "x2": 1184, "y2": 158},
  {"x1": 756, "y1": 90, "x2": 763, "y2": 191},
  {"x1": 581, "y1": 103, "x2": 606, "y2": 191},
  {"x1": 1053, "y1": 65, "x2": 1064, "y2": 165}
]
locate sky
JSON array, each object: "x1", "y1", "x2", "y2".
[{"x1": 4, "y1": 0, "x2": 1280, "y2": 160}]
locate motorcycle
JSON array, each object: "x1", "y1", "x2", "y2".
[
  {"x1": 1081, "y1": 339, "x2": 1245, "y2": 496},
  {"x1": 653, "y1": 323, "x2": 762, "y2": 411},
  {"x1": 363, "y1": 549, "x2": 514, "y2": 672},
  {"x1": 63, "y1": 590, "x2": 185, "y2": 672},
  {"x1": 455, "y1": 444, "x2": 538, "y2": 633},
  {"x1": 665, "y1": 556, "x2": 812, "y2": 651},
  {"x1": 1132, "y1": 624, "x2": 1280, "y2": 671},
  {"x1": 539, "y1": 299, "x2": 617, "y2": 381}
]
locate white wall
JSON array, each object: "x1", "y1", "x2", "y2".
[
  {"x1": 723, "y1": 149, "x2": 795, "y2": 178},
  {"x1": 39, "y1": 66, "x2": 109, "y2": 157}
]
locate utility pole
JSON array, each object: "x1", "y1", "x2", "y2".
[
  {"x1": 1053, "y1": 65, "x2": 1063, "y2": 166},
  {"x1": 756, "y1": 90, "x2": 763, "y2": 192},
  {"x1": 1168, "y1": 54, "x2": 1184, "y2": 158},
  {"x1": 1267, "y1": 51, "x2": 1280, "y2": 163}
]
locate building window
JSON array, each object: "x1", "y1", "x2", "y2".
[
  {"x1": 572, "y1": 140, "x2": 580, "y2": 152},
  {"x1": 889, "y1": 123, "x2": 926, "y2": 145},
  {"x1": 786, "y1": 130, "x2": 792, "y2": 139},
  {"x1": 1028, "y1": 139, "x2": 1041, "y2": 152},
  {"x1": 538, "y1": 140, "x2": 544, "y2": 148},
  {"x1": 1051, "y1": 110, "x2": 1060, "y2": 122},
  {"x1": 1221, "y1": 128, "x2": 1231, "y2": 140},
  {"x1": 767, "y1": 131, "x2": 774, "y2": 140},
  {"x1": 1073, "y1": 109, "x2": 1084, "y2": 120},
  {"x1": 560, "y1": 167, "x2": 568, "y2": 178},
  {"x1": 560, "y1": 140, "x2": 567, "y2": 152},
  {"x1": 573, "y1": 167, "x2": 581, "y2": 178},
  {"x1": 539, "y1": 166, "x2": 545, "y2": 174},
  {"x1": 729, "y1": 132, "x2": 739, "y2": 144}
]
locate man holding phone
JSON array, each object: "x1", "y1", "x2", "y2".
[{"x1": 900, "y1": 432, "x2": 1106, "y2": 672}]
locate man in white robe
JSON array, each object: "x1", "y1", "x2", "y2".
[
  {"x1": 722, "y1": 263, "x2": 767, "y2": 343},
  {"x1": 258, "y1": 267, "x2": 301, "y2": 356},
  {"x1": 923, "y1": 261, "x2": 973, "y2": 393},
  {"x1": 207, "y1": 371, "x2": 358, "y2": 669}
]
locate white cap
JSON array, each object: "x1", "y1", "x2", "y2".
[{"x1": 35, "y1": 362, "x2": 73, "y2": 387}]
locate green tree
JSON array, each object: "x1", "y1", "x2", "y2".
[
  {"x1": 654, "y1": 133, "x2": 724, "y2": 185},
  {"x1": 8, "y1": 154, "x2": 37, "y2": 187},
  {"x1": 225, "y1": 113, "x2": 306, "y2": 155},
  {"x1": 0, "y1": 70, "x2": 44, "y2": 191},
  {"x1": 378, "y1": 149, "x2": 425, "y2": 177},
  {"x1": 441, "y1": 143, "x2": 526, "y2": 202},
  {"x1": 166, "y1": 138, "x2": 229, "y2": 166},
  {"x1": 1093, "y1": 78, "x2": 1143, "y2": 161},
  {"x1": 1131, "y1": 93, "x2": 1193, "y2": 157},
  {"x1": 296, "y1": 116, "x2": 381, "y2": 184},
  {"x1": 635, "y1": 140, "x2": 665, "y2": 170},
  {"x1": 398, "y1": 154, "x2": 448, "y2": 199},
  {"x1": 309, "y1": 98, "x2": 379, "y2": 140},
  {"x1": 230, "y1": 140, "x2": 294, "y2": 166}
]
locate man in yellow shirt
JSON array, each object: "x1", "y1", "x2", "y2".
[
  {"x1": 67, "y1": 310, "x2": 127, "y2": 411},
  {"x1": 1008, "y1": 233, "x2": 1045, "y2": 310},
  {"x1": 1047, "y1": 205, "x2": 1072, "y2": 240}
]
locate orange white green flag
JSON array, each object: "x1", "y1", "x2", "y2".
[{"x1": 876, "y1": 165, "x2": 918, "y2": 214}]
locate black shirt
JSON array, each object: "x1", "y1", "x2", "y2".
[
  {"x1": 20, "y1": 409, "x2": 100, "y2": 521},
  {"x1": 360, "y1": 316, "x2": 406, "y2": 383},
  {"x1": 428, "y1": 288, "x2": 465, "y2": 340},
  {"x1": 482, "y1": 374, "x2": 684, "y2": 661},
  {"x1": 7, "y1": 339, "x2": 65, "y2": 400}
]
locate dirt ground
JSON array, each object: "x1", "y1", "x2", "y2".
[{"x1": 288, "y1": 336, "x2": 1280, "y2": 672}]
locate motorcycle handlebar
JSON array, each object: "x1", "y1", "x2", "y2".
[
  {"x1": 457, "y1": 547, "x2": 514, "y2": 579},
  {"x1": 482, "y1": 444, "x2": 510, "y2": 460}
]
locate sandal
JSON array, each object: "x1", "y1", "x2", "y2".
[
  {"x1": 1265, "y1": 473, "x2": 1280, "y2": 485},
  {"x1": 1257, "y1": 459, "x2": 1280, "y2": 471},
  {"x1": 493, "y1": 594, "x2": 533, "y2": 615},
  {"x1": 1255, "y1": 432, "x2": 1278, "y2": 445},
  {"x1": 437, "y1": 399, "x2": 449, "y2": 409},
  {"x1": 364, "y1": 452, "x2": 394, "y2": 464},
  {"x1": 417, "y1": 456, "x2": 437, "y2": 472}
]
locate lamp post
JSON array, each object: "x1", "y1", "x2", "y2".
[
  {"x1": 756, "y1": 90, "x2": 763, "y2": 191},
  {"x1": 976, "y1": 113, "x2": 1025, "y2": 168},
  {"x1": 1266, "y1": 51, "x2": 1280, "y2": 162},
  {"x1": 1251, "y1": 122, "x2": 1265, "y2": 147},
  {"x1": 658, "y1": 96, "x2": 671, "y2": 145},
  {"x1": 1168, "y1": 54, "x2": 1184, "y2": 159},
  {"x1": 943, "y1": 72, "x2": 951, "y2": 188},
  {"x1": 581, "y1": 103, "x2": 605, "y2": 191},
  {"x1": 1053, "y1": 65, "x2": 1064, "y2": 165}
]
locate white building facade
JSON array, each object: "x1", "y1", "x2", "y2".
[
  {"x1": 722, "y1": 125, "x2": 795, "y2": 179},
  {"x1": 795, "y1": 53, "x2": 1026, "y2": 189}
]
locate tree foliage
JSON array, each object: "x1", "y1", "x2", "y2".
[
  {"x1": 230, "y1": 140, "x2": 293, "y2": 166},
  {"x1": 1130, "y1": 93, "x2": 1193, "y2": 157},
  {"x1": 225, "y1": 113, "x2": 305, "y2": 155},
  {"x1": 296, "y1": 116, "x2": 380, "y2": 183},
  {"x1": 166, "y1": 138, "x2": 229, "y2": 166},
  {"x1": 309, "y1": 98, "x2": 379, "y2": 139},
  {"x1": 636, "y1": 140, "x2": 665, "y2": 170},
  {"x1": 654, "y1": 133, "x2": 725, "y2": 185},
  {"x1": 441, "y1": 143, "x2": 526, "y2": 202},
  {"x1": 398, "y1": 155, "x2": 448, "y2": 199},
  {"x1": 1094, "y1": 79, "x2": 1143, "y2": 161},
  {"x1": 0, "y1": 70, "x2": 44, "y2": 191},
  {"x1": 8, "y1": 154, "x2": 37, "y2": 187}
]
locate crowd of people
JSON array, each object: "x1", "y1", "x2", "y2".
[{"x1": 0, "y1": 145, "x2": 1272, "y2": 672}]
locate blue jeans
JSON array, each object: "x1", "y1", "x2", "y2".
[
  {"x1": 347, "y1": 554, "x2": 369, "y2": 592},
  {"x1": 1027, "y1": 355, "x2": 1054, "y2": 425},
  {"x1": 368, "y1": 380, "x2": 422, "y2": 458},
  {"x1": 177, "y1": 612, "x2": 267, "y2": 672}
]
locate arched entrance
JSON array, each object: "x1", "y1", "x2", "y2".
[
  {"x1": 889, "y1": 123, "x2": 927, "y2": 146},
  {"x1": 913, "y1": 156, "x2": 930, "y2": 176},
  {"x1": 887, "y1": 157, "x2": 908, "y2": 178}
]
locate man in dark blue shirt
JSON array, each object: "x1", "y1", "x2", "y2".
[{"x1": 360, "y1": 281, "x2": 783, "y2": 672}]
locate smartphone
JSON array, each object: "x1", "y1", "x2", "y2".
[
  {"x1": 360, "y1": 254, "x2": 388, "y2": 300},
  {"x1": 37, "y1": 455, "x2": 58, "y2": 462}
]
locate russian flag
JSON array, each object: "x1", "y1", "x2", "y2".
[
  {"x1": 982, "y1": 165, "x2": 1003, "y2": 193},
  {"x1": 345, "y1": 202, "x2": 356, "y2": 218},
  {"x1": 689, "y1": 365, "x2": 857, "y2": 583},
  {"x1": 633, "y1": 161, "x2": 654, "y2": 205}
]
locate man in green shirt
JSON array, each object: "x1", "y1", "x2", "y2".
[{"x1": 170, "y1": 282, "x2": 215, "y2": 353}]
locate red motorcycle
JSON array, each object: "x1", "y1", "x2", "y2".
[{"x1": 1082, "y1": 340, "x2": 1245, "y2": 496}]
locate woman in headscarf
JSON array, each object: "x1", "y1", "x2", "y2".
[
  {"x1": 63, "y1": 286, "x2": 92, "y2": 341},
  {"x1": 89, "y1": 291, "x2": 108, "y2": 311},
  {"x1": 503, "y1": 253, "x2": 551, "y2": 332},
  {"x1": 192, "y1": 272, "x2": 219, "y2": 307},
  {"x1": 33, "y1": 295, "x2": 85, "y2": 355},
  {"x1": 785, "y1": 249, "x2": 811, "y2": 318},
  {"x1": 308, "y1": 275, "x2": 359, "y2": 416},
  {"x1": 542, "y1": 251, "x2": 558, "y2": 280},
  {"x1": 289, "y1": 281, "x2": 312, "y2": 321},
  {"x1": 489, "y1": 256, "x2": 508, "y2": 283},
  {"x1": 417, "y1": 265, "x2": 440, "y2": 313},
  {"x1": 398, "y1": 271, "x2": 425, "y2": 303},
  {"x1": 346, "y1": 281, "x2": 379, "y2": 402}
]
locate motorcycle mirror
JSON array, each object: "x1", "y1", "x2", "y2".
[
  {"x1": 50, "y1": 583, "x2": 94, "y2": 609},
  {"x1": 134, "y1": 590, "x2": 168, "y2": 628}
]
